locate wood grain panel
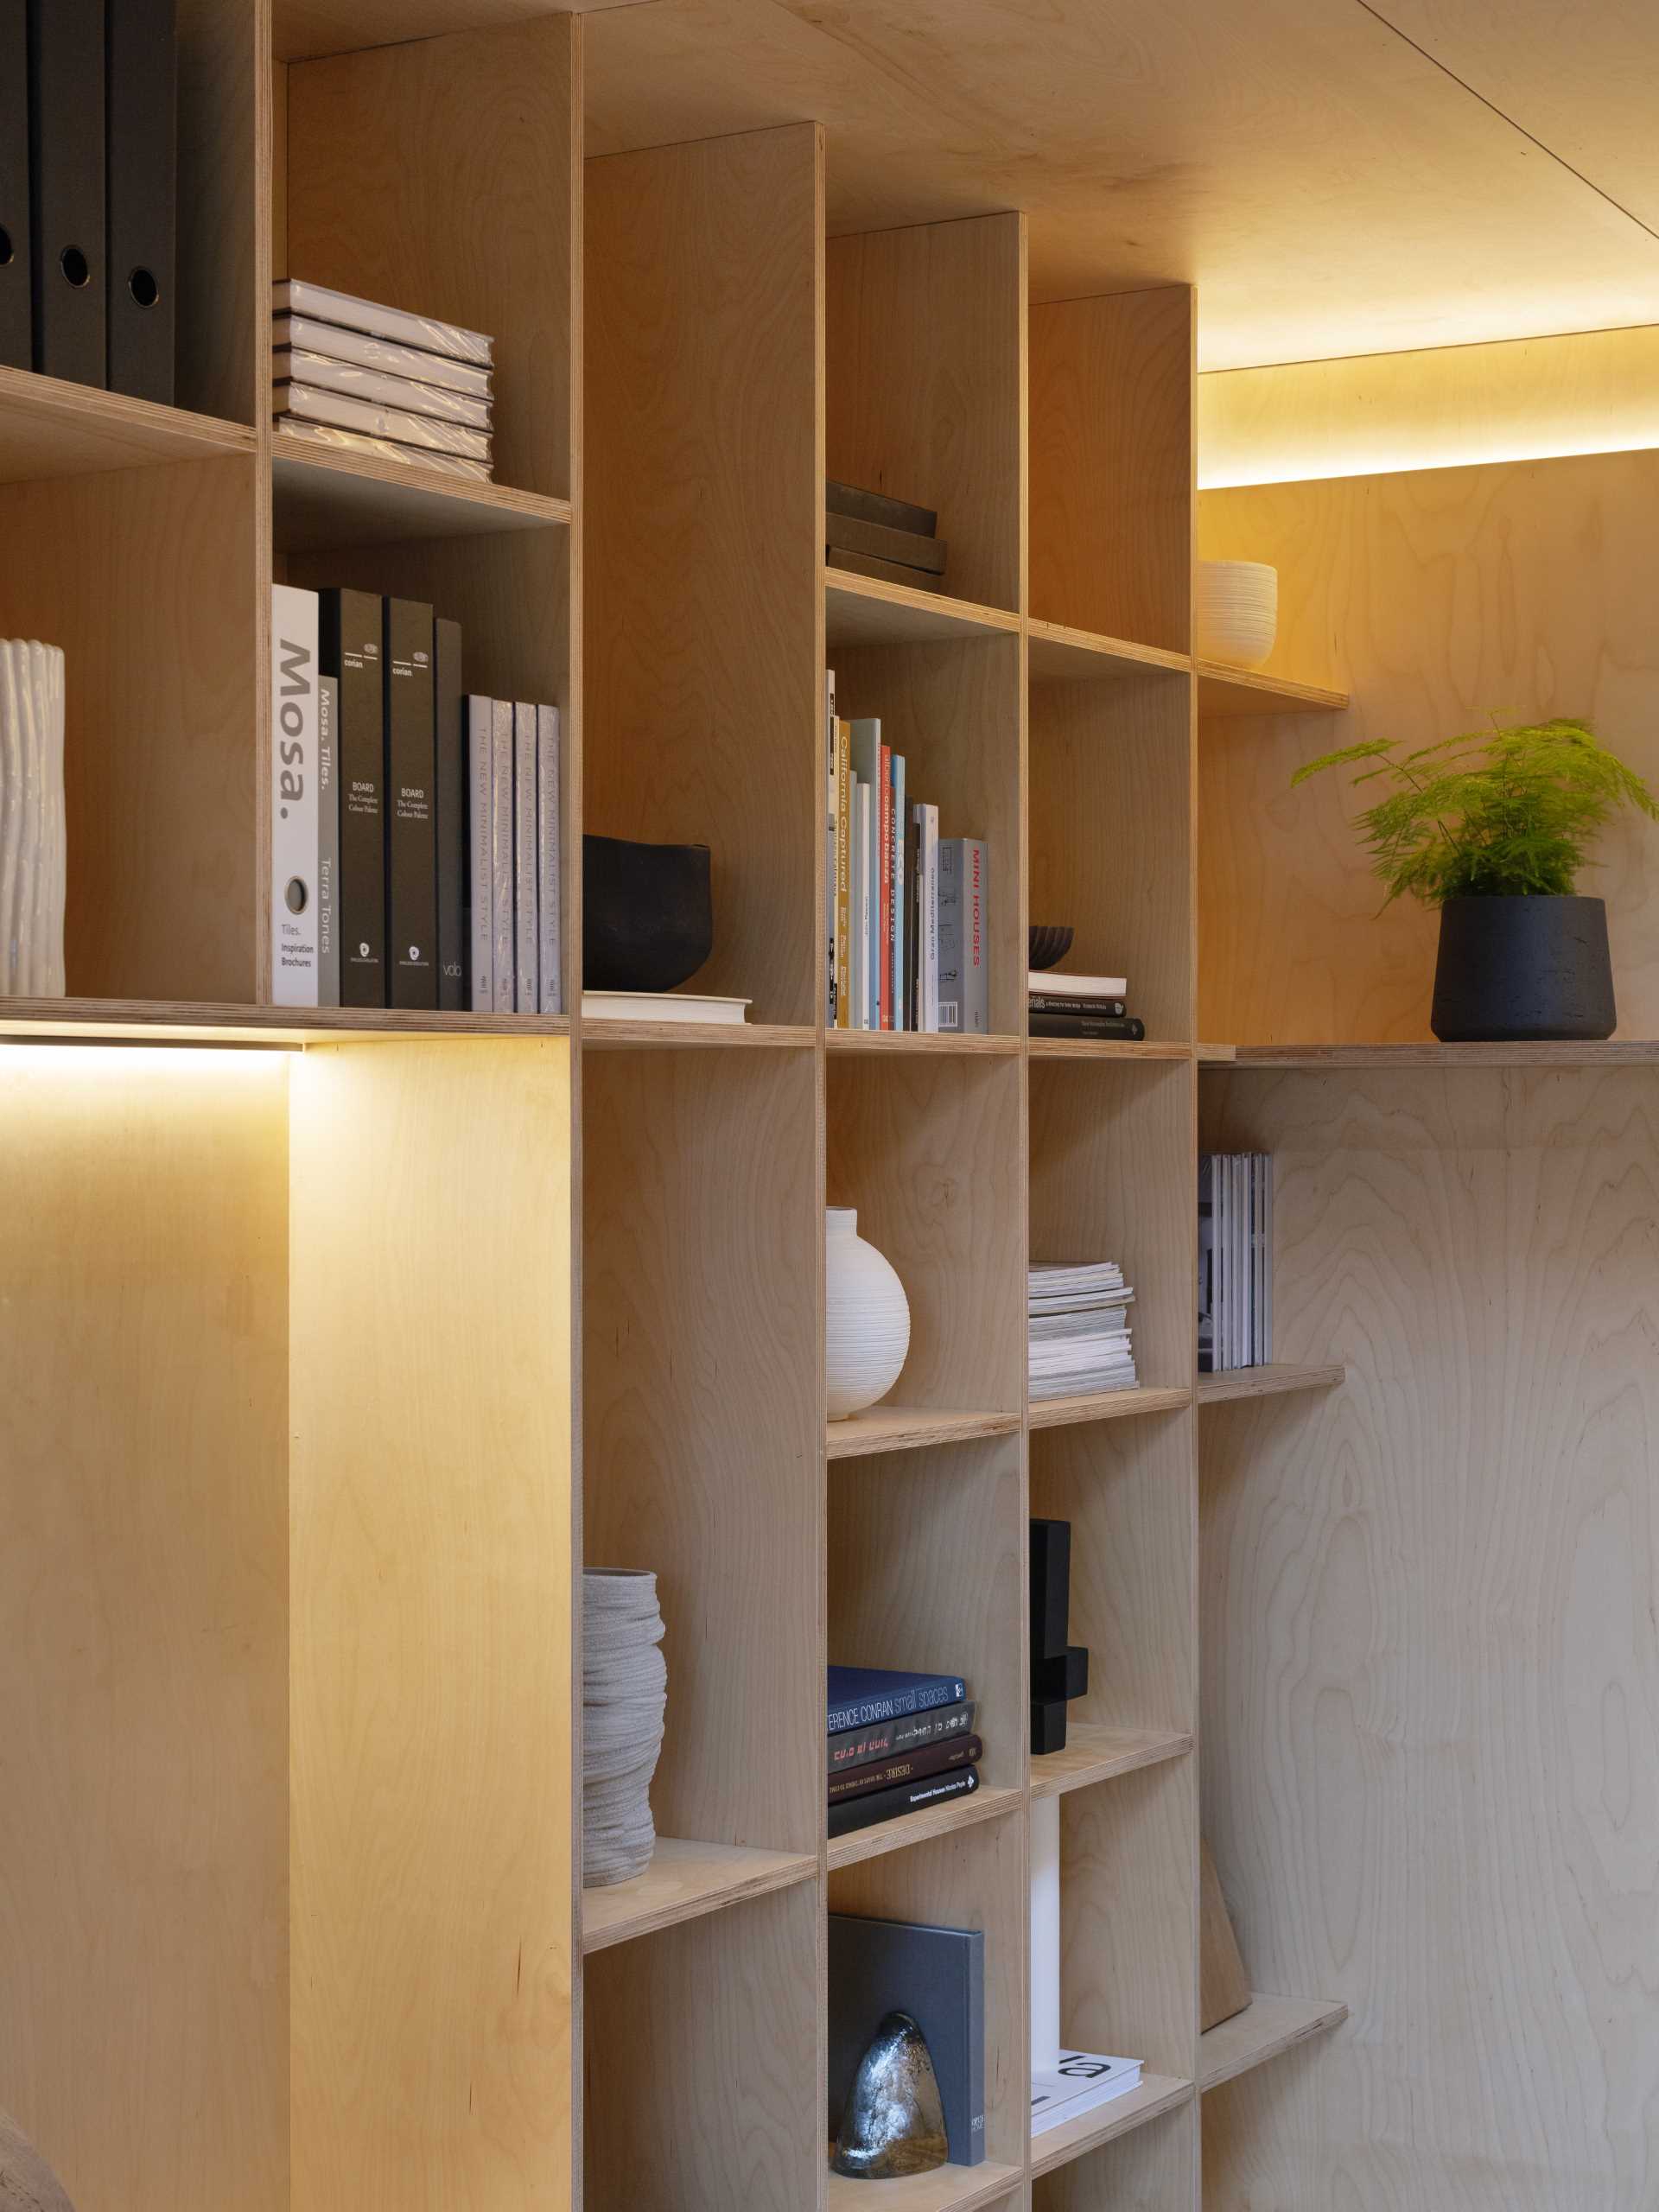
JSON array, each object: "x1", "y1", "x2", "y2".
[
  {"x1": 1033, "y1": 2100, "x2": 1198, "y2": 2208},
  {"x1": 1030, "y1": 286, "x2": 1193, "y2": 652},
  {"x1": 286, "y1": 16, "x2": 575, "y2": 501},
  {"x1": 584, "y1": 124, "x2": 821, "y2": 1026},
  {"x1": 289, "y1": 1039, "x2": 573, "y2": 2210},
  {"x1": 1061, "y1": 1756, "x2": 1198, "y2": 2085},
  {"x1": 1198, "y1": 447, "x2": 1659, "y2": 1046},
  {"x1": 274, "y1": 0, "x2": 636, "y2": 64},
  {"x1": 827, "y1": 213, "x2": 1026, "y2": 614},
  {"x1": 582, "y1": 1048, "x2": 821, "y2": 1854},
  {"x1": 583, "y1": 1884, "x2": 821, "y2": 2211},
  {"x1": 0, "y1": 1049, "x2": 289, "y2": 2212},
  {"x1": 1201, "y1": 1065, "x2": 1659, "y2": 2209},
  {"x1": 0, "y1": 455, "x2": 260, "y2": 1001}
]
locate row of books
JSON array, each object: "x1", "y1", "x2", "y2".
[
  {"x1": 1028, "y1": 968, "x2": 1146, "y2": 1044},
  {"x1": 1029, "y1": 1262, "x2": 1137, "y2": 1401},
  {"x1": 270, "y1": 584, "x2": 562, "y2": 1012},
  {"x1": 824, "y1": 672, "x2": 988, "y2": 1033},
  {"x1": 272, "y1": 278, "x2": 496, "y2": 484},
  {"x1": 1198, "y1": 1153, "x2": 1274, "y2": 1371},
  {"x1": 3, "y1": 0, "x2": 176, "y2": 400},
  {"x1": 825, "y1": 478, "x2": 948, "y2": 595},
  {"x1": 826, "y1": 1666, "x2": 979, "y2": 1839}
]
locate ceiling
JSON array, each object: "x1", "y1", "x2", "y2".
[{"x1": 582, "y1": 0, "x2": 1659, "y2": 372}]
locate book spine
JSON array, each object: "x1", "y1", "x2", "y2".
[
  {"x1": 938, "y1": 836, "x2": 963, "y2": 1033},
  {"x1": 269, "y1": 583, "x2": 320, "y2": 1007},
  {"x1": 836, "y1": 719, "x2": 852, "y2": 1028},
  {"x1": 906, "y1": 803, "x2": 922, "y2": 1031},
  {"x1": 384, "y1": 597, "x2": 438, "y2": 1009},
  {"x1": 825, "y1": 669, "x2": 836, "y2": 1025},
  {"x1": 828, "y1": 1699, "x2": 976, "y2": 1775},
  {"x1": 1197, "y1": 1155, "x2": 1215, "y2": 1373},
  {"x1": 826, "y1": 1675, "x2": 966, "y2": 1733},
  {"x1": 29, "y1": 0, "x2": 105, "y2": 386},
  {"x1": 966, "y1": 1933, "x2": 987, "y2": 2165},
  {"x1": 826, "y1": 1765, "x2": 979, "y2": 1839},
  {"x1": 537, "y1": 704, "x2": 563, "y2": 1014},
  {"x1": 0, "y1": 0, "x2": 30, "y2": 369},
  {"x1": 105, "y1": 0, "x2": 175, "y2": 404},
  {"x1": 316, "y1": 672, "x2": 340, "y2": 1007},
  {"x1": 490, "y1": 699, "x2": 514, "y2": 1009},
  {"x1": 466, "y1": 697, "x2": 494, "y2": 1011},
  {"x1": 1027, "y1": 1013, "x2": 1147, "y2": 1039},
  {"x1": 962, "y1": 837, "x2": 988, "y2": 1033},
  {"x1": 890, "y1": 752, "x2": 906, "y2": 1031},
  {"x1": 321, "y1": 588, "x2": 386, "y2": 1007},
  {"x1": 512, "y1": 703, "x2": 538, "y2": 1012},
  {"x1": 1262, "y1": 1153, "x2": 1274, "y2": 1364},
  {"x1": 1028, "y1": 994, "x2": 1128, "y2": 1019},
  {"x1": 432, "y1": 616, "x2": 465, "y2": 1011},
  {"x1": 826, "y1": 1734, "x2": 981, "y2": 1805},
  {"x1": 855, "y1": 781, "x2": 872, "y2": 1031},
  {"x1": 878, "y1": 742, "x2": 892, "y2": 1029}
]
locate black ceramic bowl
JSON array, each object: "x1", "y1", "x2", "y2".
[
  {"x1": 1028, "y1": 925, "x2": 1074, "y2": 972},
  {"x1": 583, "y1": 835, "x2": 714, "y2": 994}
]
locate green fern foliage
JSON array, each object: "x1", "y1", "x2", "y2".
[{"x1": 1292, "y1": 718, "x2": 1659, "y2": 906}]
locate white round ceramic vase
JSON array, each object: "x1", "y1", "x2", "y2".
[
  {"x1": 825, "y1": 1205, "x2": 912, "y2": 1420},
  {"x1": 0, "y1": 639, "x2": 67, "y2": 996},
  {"x1": 1196, "y1": 560, "x2": 1278, "y2": 670}
]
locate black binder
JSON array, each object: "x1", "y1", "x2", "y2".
[
  {"x1": 433, "y1": 616, "x2": 467, "y2": 1010},
  {"x1": 105, "y1": 0, "x2": 175, "y2": 404},
  {"x1": 0, "y1": 2, "x2": 30, "y2": 370},
  {"x1": 28, "y1": 0, "x2": 105, "y2": 386}
]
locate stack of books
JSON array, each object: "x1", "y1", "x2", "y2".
[
  {"x1": 826, "y1": 480, "x2": 946, "y2": 594},
  {"x1": 1028, "y1": 969, "x2": 1144, "y2": 1042},
  {"x1": 826, "y1": 671, "x2": 988, "y2": 1033},
  {"x1": 270, "y1": 584, "x2": 561, "y2": 1013},
  {"x1": 273, "y1": 278, "x2": 495, "y2": 482},
  {"x1": 1031, "y1": 2052, "x2": 1144, "y2": 2137},
  {"x1": 1198, "y1": 1154, "x2": 1274, "y2": 1372},
  {"x1": 827, "y1": 1666, "x2": 980, "y2": 1839},
  {"x1": 1028, "y1": 1262, "x2": 1137, "y2": 1400}
]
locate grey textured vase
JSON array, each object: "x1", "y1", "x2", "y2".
[
  {"x1": 1431, "y1": 894, "x2": 1616, "y2": 1042},
  {"x1": 0, "y1": 640, "x2": 67, "y2": 997},
  {"x1": 0, "y1": 2107, "x2": 75, "y2": 2212},
  {"x1": 582, "y1": 1569, "x2": 667, "y2": 1887},
  {"x1": 831, "y1": 2012, "x2": 949, "y2": 2181}
]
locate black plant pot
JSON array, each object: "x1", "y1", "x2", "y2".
[
  {"x1": 582, "y1": 834, "x2": 713, "y2": 994},
  {"x1": 1430, "y1": 894, "x2": 1615, "y2": 1042}
]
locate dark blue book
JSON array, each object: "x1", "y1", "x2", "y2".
[
  {"x1": 829, "y1": 1912, "x2": 985, "y2": 2166},
  {"x1": 827, "y1": 1665, "x2": 968, "y2": 1734}
]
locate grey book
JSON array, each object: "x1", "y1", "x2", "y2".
[
  {"x1": 827, "y1": 479, "x2": 938, "y2": 538},
  {"x1": 827, "y1": 510, "x2": 948, "y2": 576},
  {"x1": 829, "y1": 1914, "x2": 985, "y2": 2167},
  {"x1": 829, "y1": 547, "x2": 946, "y2": 594},
  {"x1": 938, "y1": 837, "x2": 988, "y2": 1034}
]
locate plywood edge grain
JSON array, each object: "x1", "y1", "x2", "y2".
[
  {"x1": 1030, "y1": 1723, "x2": 1193, "y2": 1800},
  {"x1": 1198, "y1": 1993, "x2": 1348, "y2": 2092},
  {"x1": 1223, "y1": 1039, "x2": 1659, "y2": 1069},
  {"x1": 272, "y1": 436, "x2": 572, "y2": 550},
  {"x1": 1028, "y1": 618, "x2": 1190, "y2": 684},
  {"x1": 826, "y1": 1783, "x2": 1024, "y2": 1871},
  {"x1": 1195, "y1": 662, "x2": 1350, "y2": 717},
  {"x1": 825, "y1": 568, "x2": 1021, "y2": 645},
  {"x1": 0, "y1": 364, "x2": 256, "y2": 485},
  {"x1": 1027, "y1": 1385, "x2": 1193, "y2": 1431},
  {"x1": 1028, "y1": 2071, "x2": 1196, "y2": 2177},
  {"x1": 1196, "y1": 1362, "x2": 1344, "y2": 1406},
  {"x1": 826, "y1": 2158, "x2": 1025, "y2": 2212},
  {"x1": 581, "y1": 1839, "x2": 818, "y2": 1953},
  {"x1": 0, "y1": 998, "x2": 570, "y2": 1044},
  {"x1": 826, "y1": 1028, "x2": 1022, "y2": 1057},
  {"x1": 827, "y1": 1406, "x2": 1021, "y2": 1459}
]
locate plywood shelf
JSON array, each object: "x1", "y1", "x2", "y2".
[
  {"x1": 1027, "y1": 619, "x2": 1190, "y2": 685},
  {"x1": 0, "y1": 998, "x2": 570, "y2": 1046},
  {"x1": 827, "y1": 1783, "x2": 1025, "y2": 1872},
  {"x1": 1027, "y1": 1385, "x2": 1193, "y2": 1431},
  {"x1": 581, "y1": 1839, "x2": 818, "y2": 1955},
  {"x1": 579, "y1": 1018, "x2": 817, "y2": 1051},
  {"x1": 826, "y1": 568, "x2": 1021, "y2": 646},
  {"x1": 1199, "y1": 1993, "x2": 1349, "y2": 2092},
  {"x1": 1030, "y1": 1723, "x2": 1192, "y2": 1800},
  {"x1": 827, "y1": 1028, "x2": 1023, "y2": 1057},
  {"x1": 1028, "y1": 2071, "x2": 1195, "y2": 2177},
  {"x1": 826, "y1": 2158, "x2": 1024, "y2": 2212},
  {"x1": 827, "y1": 1406, "x2": 1021, "y2": 1459},
  {"x1": 1027, "y1": 1035, "x2": 1192, "y2": 1061},
  {"x1": 1195, "y1": 662, "x2": 1350, "y2": 717},
  {"x1": 0, "y1": 365, "x2": 254, "y2": 486},
  {"x1": 271, "y1": 437, "x2": 572, "y2": 552},
  {"x1": 1215, "y1": 1039, "x2": 1659, "y2": 1070},
  {"x1": 1197, "y1": 1363, "x2": 1345, "y2": 1406}
]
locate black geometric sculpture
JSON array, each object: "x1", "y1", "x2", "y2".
[
  {"x1": 1030, "y1": 1517, "x2": 1090, "y2": 1755},
  {"x1": 582, "y1": 833, "x2": 713, "y2": 994}
]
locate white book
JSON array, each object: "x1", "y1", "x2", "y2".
[
  {"x1": 316, "y1": 673, "x2": 340, "y2": 1007},
  {"x1": 275, "y1": 382, "x2": 493, "y2": 462},
  {"x1": 849, "y1": 719, "x2": 882, "y2": 1027},
  {"x1": 466, "y1": 696, "x2": 495, "y2": 1011},
  {"x1": 513, "y1": 703, "x2": 539, "y2": 1014},
  {"x1": 920, "y1": 802, "x2": 939, "y2": 1030},
  {"x1": 274, "y1": 416, "x2": 492, "y2": 483},
  {"x1": 825, "y1": 670, "x2": 837, "y2": 1026},
  {"x1": 274, "y1": 313, "x2": 493, "y2": 397},
  {"x1": 1230, "y1": 1154, "x2": 1249, "y2": 1371},
  {"x1": 1030, "y1": 2053, "x2": 1143, "y2": 2136},
  {"x1": 1262, "y1": 1154, "x2": 1274, "y2": 1363},
  {"x1": 855, "y1": 780, "x2": 873, "y2": 1031},
  {"x1": 1251, "y1": 1155, "x2": 1264, "y2": 1367},
  {"x1": 270, "y1": 583, "x2": 321, "y2": 1007},
  {"x1": 274, "y1": 278, "x2": 493, "y2": 365},
  {"x1": 490, "y1": 700, "x2": 515, "y2": 1014},
  {"x1": 1212, "y1": 1160, "x2": 1229, "y2": 1374},
  {"x1": 273, "y1": 347, "x2": 493, "y2": 429},
  {"x1": 537, "y1": 705, "x2": 563, "y2": 1014},
  {"x1": 891, "y1": 751, "x2": 906, "y2": 1028},
  {"x1": 1027, "y1": 970, "x2": 1128, "y2": 999},
  {"x1": 582, "y1": 991, "x2": 750, "y2": 1026}
]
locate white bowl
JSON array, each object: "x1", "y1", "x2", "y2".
[{"x1": 1197, "y1": 560, "x2": 1277, "y2": 669}]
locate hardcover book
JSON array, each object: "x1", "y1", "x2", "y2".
[
  {"x1": 1030, "y1": 2051, "x2": 1143, "y2": 2136},
  {"x1": 270, "y1": 584, "x2": 320, "y2": 1007},
  {"x1": 829, "y1": 1914, "x2": 985, "y2": 2167},
  {"x1": 320, "y1": 588, "x2": 385, "y2": 1007},
  {"x1": 316, "y1": 672, "x2": 340, "y2": 1007},
  {"x1": 1028, "y1": 1012, "x2": 1146, "y2": 1040},
  {"x1": 272, "y1": 348, "x2": 493, "y2": 429},
  {"x1": 826, "y1": 480, "x2": 938, "y2": 538},
  {"x1": 849, "y1": 719, "x2": 882, "y2": 1028},
  {"x1": 275, "y1": 416, "x2": 492, "y2": 483},
  {"x1": 273, "y1": 277, "x2": 493, "y2": 365},
  {"x1": 432, "y1": 618, "x2": 465, "y2": 1010},
  {"x1": 827, "y1": 1698, "x2": 977, "y2": 1775},
  {"x1": 465, "y1": 696, "x2": 494, "y2": 1011},
  {"x1": 489, "y1": 697, "x2": 513, "y2": 1012},
  {"x1": 826, "y1": 509, "x2": 948, "y2": 576},
  {"x1": 828, "y1": 546, "x2": 945, "y2": 594},
  {"x1": 537, "y1": 703, "x2": 562, "y2": 1014},
  {"x1": 826, "y1": 1764, "x2": 979, "y2": 1838},
  {"x1": 512, "y1": 702, "x2": 538, "y2": 1014},
  {"x1": 272, "y1": 312, "x2": 493, "y2": 397},
  {"x1": 938, "y1": 836, "x2": 988, "y2": 1033},
  {"x1": 274, "y1": 381, "x2": 493, "y2": 464},
  {"x1": 827, "y1": 1666, "x2": 969, "y2": 1733},
  {"x1": 826, "y1": 1733, "x2": 981, "y2": 1805},
  {"x1": 385, "y1": 596, "x2": 438, "y2": 1008}
]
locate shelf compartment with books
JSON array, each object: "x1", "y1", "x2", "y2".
[
  {"x1": 1033, "y1": 2095, "x2": 1197, "y2": 2203},
  {"x1": 826, "y1": 2161, "x2": 1025, "y2": 2212},
  {"x1": 0, "y1": 453, "x2": 262, "y2": 1006},
  {"x1": 827, "y1": 213, "x2": 1024, "y2": 619},
  {"x1": 582, "y1": 1838, "x2": 818, "y2": 1955},
  {"x1": 1198, "y1": 1993, "x2": 1348, "y2": 2092},
  {"x1": 277, "y1": 13, "x2": 577, "y2": 505},
  {"x1": 1196, "y1": 662, "x2": 1351, "y2": 718},
  {"x1": 1027, "y1": 1384, "x2": 1194, "y2": 1431},
  {"x1": 826, "y1": 1406, "x2": 1021, "y2": 1461},
  {"x1": 829, "y1": 634, "x2": 1023, "y2": 1039},
  {"x1": 271, "y1": 440, "x2": 573, "y2": 552},
  {"x1": 828, "y1": 1791, "x2": 1028, "y2": 2172},
  {"x1": 0, "y1": 368, "x2": 257, "y2": 486},
  {"x1": 1031, "y1": 1723, "x2": 1193, "y2": 1802},
  {"x1": 585, "y1": 1881, "x2": 821, "y2": 2210},
  {"x1": 1028, "y1": 619, "x2": 1191, "y2": 687},
  {"x1": 1030, "y1": 2070, "x2": 1195, "y2": 2180},
  {"x1": 1198, "y1": 1361, "x2": 1345, "y2": 1406},
  {"x1": 584, "y1": 1048, "x2": 821, "y2": 1861}
]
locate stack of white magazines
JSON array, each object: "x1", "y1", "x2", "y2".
[
  {"x1": 1028, "y1": 1262, "x2": 1137, "y2": 1400},
  {"x1": 1031, "y1": 2051, "x2": 1143, "y2": 2137},
  {"x1": 1198, "y1": 1153, "x2": 1274, "y2": 1372},
  {"x1": 273, "y1": 278, "x2": 495, "y2": 481}
]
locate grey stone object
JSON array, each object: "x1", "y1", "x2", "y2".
[
  {"x1": 0, "y1": 2110, "x2": 75, "y2": 2212},
  {"x1": 830, "y1": 2011, "x2": 949, "y2": 2181}
]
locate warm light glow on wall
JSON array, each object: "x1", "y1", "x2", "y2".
[
  {"x1": 0, "y1": 1039, "x2": 293, "y2": 1077},
  {"x1": 1199, "y1": 321, "x2": 1659, "y2": 489}
]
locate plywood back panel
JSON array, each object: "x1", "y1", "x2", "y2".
[
  {"x1": 827, "y1": 213, "x2": 1027, "y2": 614},
  {"x1": 1060, "y1": 1755, "x2": 1197, "y2": 2084},
  {"x1": 1198, "y1": 447, "x2": 1659, "y2": 1046},
  {"x1": 0, "y1": 1047, "x2": 290, "y2": 2212},
  {"x1": 1201, "y1": 1064, "x2": 1659, "y2": 2209},
  {"x1": 289, "y1": 1038, "x2": 573, "y2": 2211}
]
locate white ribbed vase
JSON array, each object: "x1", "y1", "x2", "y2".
[
  {"x1": 825, "y1": 1206, "x2": 911, "y2": 1420},
  {"x1": 582, "y1": 1568, "x2": 667, "y2": 1889},
  {"x1": 0, "y1": 640, "x2": 67, "y2": 996},
  {"x1": 1196, "y1": 560, "x2": 1278, "y2": 670}
]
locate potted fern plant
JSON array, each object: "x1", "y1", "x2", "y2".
[{"x1": 1294, "y1": 718, "x2": 1658, "y2": 1041}]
